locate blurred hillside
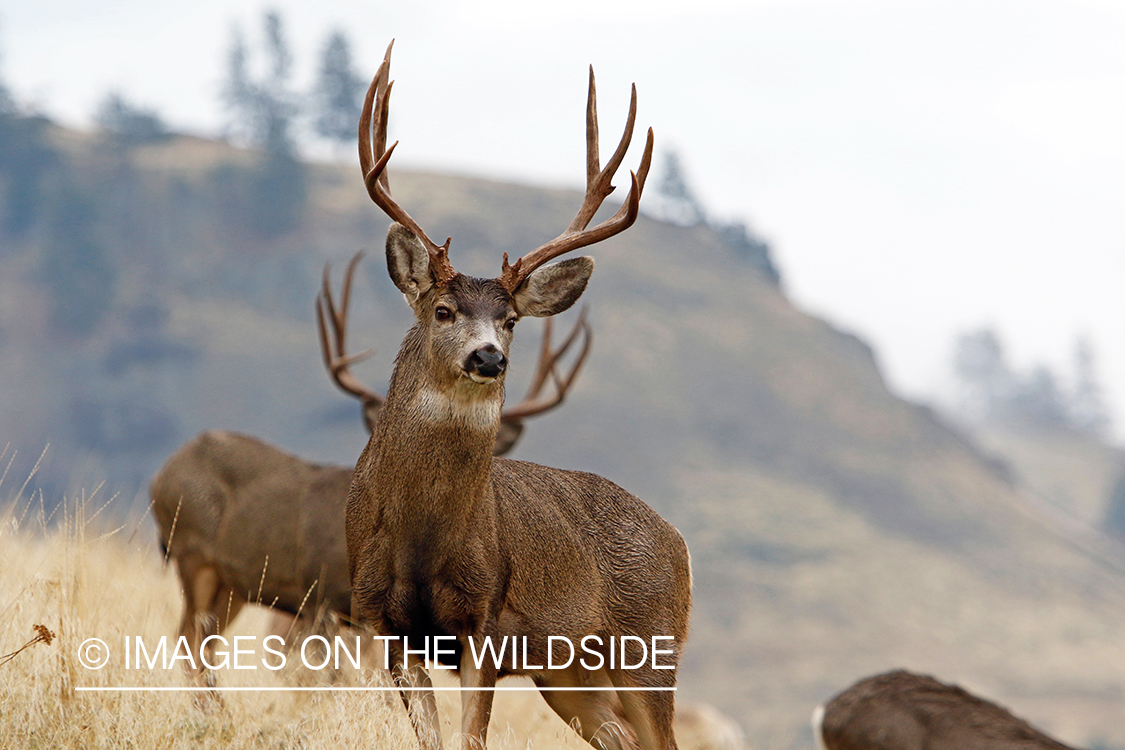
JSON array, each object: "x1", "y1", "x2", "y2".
[
  {"x1": 2, "y1": 124, "x2": 1124, "y2": 749},
  {"x1": 970, "y1": 424, "x2": 1123, "y2": 530}
]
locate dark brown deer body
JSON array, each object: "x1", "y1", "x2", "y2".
[
  {"x1": 151, "y1": 430, "x2": 353, "y2": 677},
  {"x1": 346, "y1": 42, "x2": 690, "y2": 750},
  {"x1": 814, "y1": 670, "x2": 1077, "y2": 750}
]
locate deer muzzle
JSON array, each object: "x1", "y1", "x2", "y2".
[{"x1": 465, "y1": 345, "x2": 507, "y2": 382}]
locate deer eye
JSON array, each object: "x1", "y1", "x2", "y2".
[
  {"x1": 504, "y1": 318, "x2": 517, "y2": 331},
  {"x1": 435, "y1": 306, "x2": 454, "y2": 322}
]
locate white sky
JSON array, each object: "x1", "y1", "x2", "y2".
[{"x1": 4, "y1": 0, "x2": 1125, "y2": 437}]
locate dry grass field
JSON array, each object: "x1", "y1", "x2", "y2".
[
  {"x1": 0, "y1": 488, "x2": 607, "y2": 750},
  {"x1": 0, "y1": 483, "x2": 738, "y2": 750}
]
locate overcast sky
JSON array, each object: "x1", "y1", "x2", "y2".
[{"x1": 4, "y1": 0, "x2": 1125, "y2": 436}]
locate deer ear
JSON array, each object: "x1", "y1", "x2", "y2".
[
  {"x1": 386, "y1": 223, "x2": 434, "y2": 305},
  {"x1": 512, "y1": 256, "x2": 594, "y2": 318}
]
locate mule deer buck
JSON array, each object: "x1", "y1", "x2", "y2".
[
  {"x1": 345, "y1": 41, "x2": 692, "y2": 750},
  {"x1": 150, "y1": 255, "x2": 590, "y2": 685},
  {"x1": 813, "y1": 670, "x2": 1077, "y2": 750}
]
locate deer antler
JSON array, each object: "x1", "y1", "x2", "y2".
[
  {"x1": 498, "y1": 67, "x2": 654, "y2": 292},
  {"x1": 359, "y1": 40, "x2": 456, "y2": 285},
  {"x1": 501, "y1": 308, "x2": 593, "y2": 421},
  {"x1": 316, "y1": 252, "x2": 383, "y2": 414}
]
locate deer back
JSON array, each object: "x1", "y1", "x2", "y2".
[
  {"x1": 817, "y1": 670, "x2": 1076, "y2": 750},
  {"x1": 152, "y1": 430, "x2": 353, "y2": 616}
]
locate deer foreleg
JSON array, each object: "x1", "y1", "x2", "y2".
[
  {"x1": 458, "y1": 638, "x2": 498, "y2": 750},
  {"x1": 388, "y1": 638, "x2": 443, "y2": 750}
]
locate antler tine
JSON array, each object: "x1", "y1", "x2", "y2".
[
  {"x1": 316, "y1": 252, "x2": 384, "y2": 407},
  {"x1": 519, "y1": 317, "x2": 557, "y2": 406},
  {"x1": 358, "y1": 41, "x2": 393, "y2": 193},
  {"x1": 547, "y1": 307, "x2": 593, "y2": 395},
  {"x1": 359, "y1": 40, "x2": 456, "y2": 285},
  {"x1": 568, "y1": 75, "x2": 636, "y2": 234},
  {"x1": 499, "y1": 71, "x2": 652, "y2": 292},
  {"x1": 584, "y1": 66, "x2": 601, "y2": 198},
  {"x1": 501, "y1": 309, "x2": 593, "y2": 421},
  {"x1": 606, "y1": 126, "x2": 653, "y2": 221},
  {"x1": 520, "y1": 306, "x2": 587, "y2": 401}
]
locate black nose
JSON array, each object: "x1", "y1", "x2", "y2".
[{"x1": 467, "y1": 345, "x2": 507, "y2": 378}]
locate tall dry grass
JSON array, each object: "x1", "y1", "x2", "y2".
[{"x1": 0, "y1": 463, "x2": 593, "y2": 749}]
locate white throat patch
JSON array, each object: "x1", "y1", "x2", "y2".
[{"x1": 411, "y1": 386, "x2": 501, "y2": 429}]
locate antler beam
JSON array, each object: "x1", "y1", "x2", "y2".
[
  {"x1": 316, "y1": 251, "x2": 383, "y2": 409},
  {"x1": 499, "y1": 68, "x2": 654, "y2": 292},
  {"x1": 358, "y1": 40, "x2": 456, "y2": 285}
]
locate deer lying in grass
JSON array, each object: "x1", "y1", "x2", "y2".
[
  {"x1": 345, "y1": 42, "x2": 691, "y2": 750},
  {"x1": 813, "y1": 669, "x2": 1077, "y2": 750},
  {"x1": 150, "y1": 256, "x2": 589, "y2": 686}
]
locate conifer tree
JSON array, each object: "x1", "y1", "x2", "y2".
[
  {"x1": 313, "y1": 30, "x2": 362, "y2": 147},
  {"x1": 218, "y1": 10, "x2": 306, "y2": 238}
]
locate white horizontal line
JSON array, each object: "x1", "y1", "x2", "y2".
[{"x1": 76, "y1": 686, "x2": 676, "y2": 693}]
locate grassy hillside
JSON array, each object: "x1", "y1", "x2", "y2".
[
  {"x1": 2, "y1": 129, "x2": 1124, "y2": 748},
  {"x1": 972, "y1": 423, "x2": 1124, "y2": 528}
]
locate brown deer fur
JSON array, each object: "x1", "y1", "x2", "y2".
[
  {"x1": 151, "y1": 258, "x2": 592, "y2": 684},
  {"x1": 815, "y1": 670, "x2": 1076, "y2": 750},
  {"x1": 151, "y1": 430, "x2": 353, "y2": 679},
  {"x1": 346, "y1": 227, "x2": 692, "y2": 750},
  {"x1": 151, "y1": 411, "x2": 568, "y2": 682}
]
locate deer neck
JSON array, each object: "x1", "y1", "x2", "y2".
[{"x1": 370, "y1": 323, "x2": 503, "y2": 519}]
